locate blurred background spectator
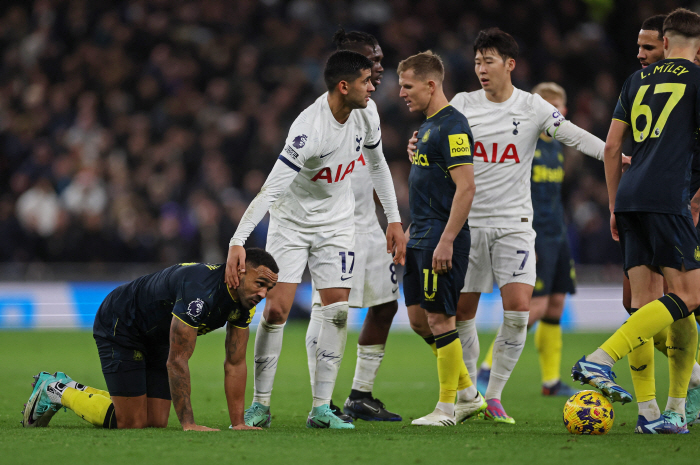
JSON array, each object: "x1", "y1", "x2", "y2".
[{"x1": 0, "y1": 0, "x2": 688, "y2": 267}]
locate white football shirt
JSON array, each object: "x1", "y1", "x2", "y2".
[
  {"x1": 350, "y1": 99, "x2": 383, "y2": 234},
  {"x1": 450, "y1": 88, "x2": 565, "y2": 228},
  {"x1": 271, "y1": 92, "x2": 381, "y2": 232}
]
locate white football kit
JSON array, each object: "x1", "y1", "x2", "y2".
[
  {"x1": 310, "y1": 100, "x2": 399, "y2": 308},
  {"x1": 450, "y1": 88, "x2": 604, "y2": 292},
  {"x1": 230, "y1": 93, "x2": 400, "y2": 289}
]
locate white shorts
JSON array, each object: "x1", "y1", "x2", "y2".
[
  {"x1": 462, "y1": 227, "x2": 537, "y2": 293},
  {"x1": 311, "y1": 226, "x2": 398, "y2": 308},
  {"x1": 266, "y1": 219, "x2": 355, "y2": 289}
]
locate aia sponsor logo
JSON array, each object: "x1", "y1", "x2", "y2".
[
  {"x1": 311, "y1": 154, "x2": 366, "y2": 183},
  {"x1": 473, "y1": 142, "x2": 520, "y2": 163}
]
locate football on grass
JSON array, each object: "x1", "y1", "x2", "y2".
[{"x1": 563, "y1": 390, "x2": 614, "y2": 435}]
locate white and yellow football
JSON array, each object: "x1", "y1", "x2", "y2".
[{"x1": 563, "y1": 390, "x2": 614, "y2": 435}]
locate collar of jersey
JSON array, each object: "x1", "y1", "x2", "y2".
[
  {"x1": 227, "y1": 284, "x2": 239, "y2": 303},
  {"x1": 666, "y1": 57, "x2": 692, "y2": 62},
  {"x1": 427, "y1": 104, "x2": 450, "y2": 119},
  {"x1": 324, "y1": 92, "x2": 349, "y2": 128}
]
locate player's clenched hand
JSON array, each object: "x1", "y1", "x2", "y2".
[
  {"x1": 609, "y1": 213, "x2": 619, "y2": 242},
  {"x1": 621, "y1": 154, "x2": 631, "y2": 173},
  {"x1": 183, "y1": 424, "x2": 220, "y2": 432},
  {"x1": 407, "y1": 131, "x2": 418, "y2": 161},
  {"x1": 230, "y1": 424, "x2": 262, "y2": 431},
  {"x1": 432, "y1": 240, "x2": 453, "y2": 275},
  {"x1": 386, "y1": 222, "x2": 406, "y2": 265},
  {"x1": 225, "y1": 245, "x2": 246, "y2": 289}
]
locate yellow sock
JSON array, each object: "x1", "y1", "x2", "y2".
[
  {"x1": 436, "y1": 331, "x2": 462, "y2": 404},
  {"x1": 535, "y1": 320, "x2": 562, "y2": 384},
  {"x1": 482, "y1": 337, "x2": 495, "y2": 369},
  {"x1": 62, "y1": 388, "x2": 116, "y2": 428},
  {"x1": 667, "y1": 316, "x2": 699, "y2": 398},
  {"x1": 627, "y1": 342, "x2": 656, "y2": 402},
  {"x1": 653, "y1": 327, "x2": 669, "y2": 356},
  {"x1": 82, "y1": 386, "x2": 111, "y2": 398},
  {"x1": 601, "y1": 296, "x2": 680, "y2": 361},
  {"x1": 457, "y1": 359, "x2": 473, "y2": 391},
  {"x1": 697, "y1": 314, "x2": 700, "y2": 364}
]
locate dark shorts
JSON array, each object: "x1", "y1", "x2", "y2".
[
  {"x1": 94, "y1": 334, "x2": 171, "y2": 400},
  {"x1": 403, "y1": 248, "x2": 469, "y2": 316},
  {"x1": 616, "y1": 211, "x2": 700, "y2": 274},
  {"x1": 533, "y1": 234, "x2": 576, "y2": 297}
]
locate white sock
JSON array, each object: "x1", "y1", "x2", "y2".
[
  {"x1": 351, "y1": 344, "x2": 385, "y2": 394},
  {"x1": 457, "y1": 384, "x2": 478, "y2": 402},
  {"x1": 456, "y1": 319, "x2": 479, "y2": 386},
  {"x1": 436, "y1": 401, "x2": 455, "y2": 416},
  {"x1": 312, "y1": 301, "x2": 349, "y2": 407},
  {"x1": 666, "y1": 397, "x2": 686, "y2": 416},
  {"x1": 65, "y1": 381, "x2": 87, "y2": 391},
  {"x1": 485, "y1": 311, "x2": 529, "y2": 401},
  {"x1": 305, "y1": 302, "x2": 323, "y2": 397},
  {"x1": 689, "y1": 363, "x2": 700, "y2": 390},
  {"x1": 252, "y1": 316, "x2": 286, "y2": 407},
  {"x1": 586, "y1": 348, "x2": 615, "y2": 367},
  {"x1": 638, "y1": 399, "x2": 660, "y2": 420}
]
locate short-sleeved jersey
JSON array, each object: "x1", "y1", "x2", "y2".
[
  {"x1": 93, "y1": 263, "x2": 255, "y2": 344},
  {"x1": 273, "y1": 93, "x2": 381, "y2": 232},
  {"x1": 408, "y1": 105, "x2": 474, "y2": 256},
  {"x1": 612, "y1": 58, "x2": 700, "y2": 217},
  {"x1": 531, "y1": 136, "x2": 566, "y2": 238},
  {"x1": 450, "y1": 88, "x2": 566, "y2": 228},
  {"x1": 350, "y1": 99, "x2": 383, "y2": 234}
]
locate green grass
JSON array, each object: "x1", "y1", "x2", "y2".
[{"x1": 2, "y1": 325, "x2": 698, "y2": 464}]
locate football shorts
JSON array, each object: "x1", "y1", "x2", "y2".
[
  {"x1": 462, "y1": 226, "x2": 537, "y2": 293},
  {"x1": 533, "y1": 233, "x2": 576, "y2": 297},
  {"x1": 403, "y1": 247, "x2": 469, "y2": 316},
  {"x1": 266, "y1": 217, "x2": 356, "y2": 289}
]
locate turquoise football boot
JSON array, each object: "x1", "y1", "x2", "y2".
[
  {"x1": 240, "y1": 402, "x2": 271, "y2": 428},
  {"x1": 685, "y1": 385, "x2": 700, "y2": 426},
  {"x1": 53, "y1": 371, "x2": 74, "y2": 385},
  {"x1": 21, "y1": 372, "x2": 59, "y2": 427},
  {"x1": 306, "y1": 404, "x2": 355, "y2": 429}
]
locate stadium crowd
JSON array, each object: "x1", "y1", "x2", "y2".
[{"x1": 0, "y1": 0, "x2": 685, "y2": 266}]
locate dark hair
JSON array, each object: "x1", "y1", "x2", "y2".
[
  {"x1": 245, "y1": 247, "x2": 279, "y2": 274},
  {"x1": 323, "y1": 50, "x2": 373, "y2": 92},
  {"x1": 663, "y1": 8, "x2": 700, "y2": 39},
  {"x1": 641, "y1": 14, "x2": 667, "y2": 40},
  {"x1": 333, "y1": 27, "x2": 378, "y2": 52},
  {"x1": 473, "y1": 27, "x2": 519, "y2": 61}
]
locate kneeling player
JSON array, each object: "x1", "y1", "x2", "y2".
[
  {"x1": 398, "y1": 51, "x2": 485, "y2": 425},
  {"x1": 22, "y1": 248, "x2": 278, "y2": 431}
]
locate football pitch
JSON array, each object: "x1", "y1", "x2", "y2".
[{"x1": 2, "y1": 325, "x2": 698, "y2": 464}]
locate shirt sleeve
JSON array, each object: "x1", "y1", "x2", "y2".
[
  {"x1": 172, "y1": 282, "x2": 210, "y2": 329},
  {"x1": 227, "y1": 306, "x2": 256, "y2": 329},
  {"x1": 532, "y1": 93, "x2": 567, "y2": 134},
  {"x1": 362, "y1": 100, "x2": 382, "y2": 149},
  {"x1": 279, "y1": 122, "x2": 321, "y2": 169},
  {"x1": 363, "y1": 141, "x2": 402, "y2": 224},
  {"x1": 439, "y1": 120, "x2": 474, "y2": 169},
  {"x1": 612, "y1": 76, "x2": 632, "y2": 126}
]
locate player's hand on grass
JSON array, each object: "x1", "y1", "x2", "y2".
[
  {"x1": 183, "y1": 424, "x2": 220, "y2": 432},
  {"x1": 230, "y1": 424, "x2": 262, "y2": 431},
  {"x1": 407, "y1": 131, "x2": 418, "y2": 161},
  {"x1": 621, "y1": 154, "x2": 631, "y2": 173},
  {"x1": 432, "y1": 240, "x2": 453, "y2": 275},
  {"x1": 225, "y1": 245, "x2": 246, "y2": 289},
  {"x1": 386, "y1": 222, "x2": 407, "y2": 265},
  {"x1": 609, "y1": 213, "x2": 619, "y2": 242}
]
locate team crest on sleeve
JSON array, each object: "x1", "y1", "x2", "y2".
[
  {"x1": 448, "y1": 134, "x2": 471, "y2": 157},
  {"x1": 187, "y1": 298, "x2": 205, "y2": 319},
  {"x1": 292, "y1": 134, "x2": 308, "y2": 149}
]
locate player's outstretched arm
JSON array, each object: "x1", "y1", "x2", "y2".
[
  {"x1": 167, "y1": 317, "x2": 219, "y2": 431},
  {"x1": 433, "y1": 164, "x2": 475, "y2": 274},
  {"x1": 224, "y1": 325, "x2": 260, "y2": 430},
  {"x1": 603, "y1": 120, "x2": 630, "y2": 241},
  {"x1": 225, "y1": 160, "x2": 299, "y2": 288},
  {"x1": 548, "y1": 120, "x2": 606, "y2": 160}
]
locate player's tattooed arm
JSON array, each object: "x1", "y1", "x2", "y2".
[
  {"x1": 167, "y1": 317, "x2": 219, "y2": 431},
  {"x1": 224, "y1": 324, "x2": 259, "y2": 430}
]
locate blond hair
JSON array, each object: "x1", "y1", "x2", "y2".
[
  {"x1": 532, "y1": 82, "x2": 567, "y2": 106},
  {"x1": 397, "y1": 50, "x2": 445, "y2": 83}
]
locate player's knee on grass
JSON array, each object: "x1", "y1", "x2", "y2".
[{"x1": 111, "y1": 396, "x2": 149, "y2": 429}]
